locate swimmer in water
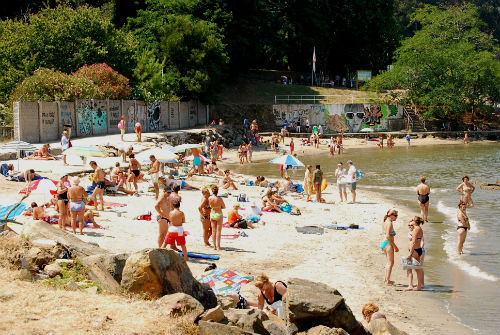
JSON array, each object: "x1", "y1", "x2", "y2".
[
  {"x1": 456, "y1": 200, "x2": 470, "y2": 255},
  {"x1": 416, "y1": 176, "x2": 431, "y2": 222},
  {"x1": 456, "y1": 175, "x2": 475, "y2": 208}
]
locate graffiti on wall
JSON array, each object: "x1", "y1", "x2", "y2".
[
  {"x1": 126, "y1": 104, "x2": 136, "y2": 131},
  {"x1": 147, "y1": 102, "x2": 161, "y2": 131},
  {"x1": 137, "y1": 103, "x2": 147, "y2": 131},
  {"x1": 108, "y1": 101, "x2": 121, "y2": 131},
  {"x1": 77, "y1": 100, "x2": 93, "y2": 136},
  {"x1": 273, "y1": 104, "x2": 403, "y2": 133},
  {"x1": 60, "y1": 103, "x2": 73, "y2": 128},
  {"x1": 91, "y1": 100, "x2": 107, "y2": 134}
]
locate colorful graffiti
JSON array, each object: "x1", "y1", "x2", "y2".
[
  {"x1": 126, "y1": 103, "x2": 136, "y2": 131},
  {"x1": 59, "y1": 102, "x2": 73, "y2": 128},
  {"x1": 77, "y1": 100, "x2": 93, "y2": 136},
  {"x1": 147, "y1": 102, "x2": 161, "y2": 131},
  {"x1": 91, "y1": 100, "x2": 107, "y2": 135},
  {"x1": 273, "y1": 104, "x2": 403, "y2": 133},
  {"x1": 136, "y1": 103, "x2": 147, "y2": 130}
]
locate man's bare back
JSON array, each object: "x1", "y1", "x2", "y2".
[{"x1": 94, "y1": 167, "x2": 105, "y2": 182}]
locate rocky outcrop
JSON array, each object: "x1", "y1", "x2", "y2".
[
  {"x1": 154, "y1": 292, "x2": 204, "y2": 321},
  {"x1": 120, "y1": 248, "x2": 216, "y2": 308},
  {"x1": 80, "y1": 255, "x2": 122, "y2": 293},
  {"x1": 285, "y1": 278, "x2": 366, "y2": 335},
  {"x1": 297, "y1": 325, "x2": 349, "y2": 335},
  {"x1": 366, "y1": 318, "x2": 407, "y2": 335},
  {"x1": 198, "y1": 321, "x2": 259, "y2": 335},
  {"x1": 44, "y1": 262, "x2": 62, "y2": 278},
  {"x1": 200, "y1": 306, "x2": 225, "y2": 322},
  {"x1": 224, "y1": 308, "x2": 270, "y2": 335}
]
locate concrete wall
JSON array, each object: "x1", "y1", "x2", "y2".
[{"x1": 13, "y1": 99, "x2": 207, "y2": 143}]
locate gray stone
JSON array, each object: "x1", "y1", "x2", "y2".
[
  {"x1": 44, "y1": 263, "x2": 62, "y2": 278},
  {"x1": 200, "y1": 306, "x2": 225, "y2": 322},
  {"x1": 299, "y1": 325, "x2": 349, "y2": 335},
  {"x1": 55, "y1": 259, "x2": 74, "y2": 265},
  {"x1": 224, "y1": 308, "x2": 270, "y2": 335},
  {"x1": 217, "y1": 295, "x2": 235, "y2": 310},
  {"x1": 80, "y1": 255, "x2": 123, "y2": 293},
  {"x1": 85, "y1": 286, "x2": 99, "y2": 295},
  {"x1": 198, "y1": 321, "x2": 258, "y2": 335},
  {"x1": 367, "y1": 318, "x2": 407, "y2": 335},
  {"x1": 120, "y1": 248, "x2": 216, "y2": 309},
  {"x1": 285, "y1": 278, "x2": 366, "y2": 335},
  {"x1": 65, "y1": 280, "x2": 79, "y2": 290},
  {"x1": 26, "y1": 247, "x2": 54, "y2": 270},
  {"x1": 18, "y1": 269, "x2": 32, "y2": 281},
  {"x1": 155, "y1": 292, "x2": 204, "y2": 321},
  {"x1": 263, "y1": 320, "x2": 298, "y2": 335}
]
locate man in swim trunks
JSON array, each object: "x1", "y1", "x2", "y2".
[
  {"x1": 155, "y1": 186, "x2": 172, "y2": 247},
  {"x1": 90, "y1": 161, "x2": 105, "y2": 211},
  {"x1": 161, "y1": 199, "x2": 188, "y2": 262},
  {"x1": 148, "y1": 155, "x2": 161, "y2": 200},
  {"x1": 191, "y1": 146, "x2": 202, "y2": 174},
  {"x1": 68, "y1": 177, "x2": 88, "y2": 235},
  {"x1": 128, "y1": 153, "x2": 141, "y2": 192}
]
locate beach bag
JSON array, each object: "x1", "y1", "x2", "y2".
[
  {"x1": 290, "y1": 207, "x2": 301, "y2": 216},
  {"x1": 401, "y1": 257, "x2": 422, "y2": 270},
  {"x1": 237, "y1": 193, "x2": 248, "y2": 202},
  {"x1": 280, "y1": 202, "x2": 292, "y2": 213},
  {"x1": 68, "y1": 140, "x2": 72, "y2": 148},
  {"x1": 296, "y1": 184, "x2": 304, "y2": 193},
  {"x1": 356, "y1": 170, "x2": 364, "y2": 180}
]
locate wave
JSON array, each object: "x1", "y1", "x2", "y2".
[
  {"x1": 436, "y1": 201, "x2": 480, "y2": 233},
  {"x1": 360, "y1": 184, "x2": 450, "y2": 193},
  {"x1": 438, "y1": 201, "x2": 499, "y2": 282}
]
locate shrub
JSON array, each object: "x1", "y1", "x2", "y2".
[{"x1": 74, "y1": 63, "x2": 131, "y2": 99}]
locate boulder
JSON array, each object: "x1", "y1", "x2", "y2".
[
  {"x1": 154, "y1": 292, "x2": 204, "y2": 321},
  {"x1": 367, "y1": 318, "x2": 407, "y2": 335},
  {"x1": 44, "y1": 262, "x2": 62, "y2": 278},
  {"x1": 26, "y1": 247, "x2": 54, "y2": 270},
  {"x1": 200, "y1": 306, "x2": 225, "y2": 322},
  {"x1": 120, "y1": 248, "x2": 216, "y2": 308},
  {"x1": 217, "y1": 295, "x2": 235, "y2": 310},
  {"x1": 198, "y1": 321, "x2": 258, "y2": 335},
  {"x1": 285, "y1": 278, "x2": 366, "y2": 335},
  {"x1": 263, "y1": 319, "x2": 299, "y2": 335},
  {"x1": 224, "y1": 308, "x2": 270, "y2": 334},
  {"x1": 21, "y1": 221, "x2": 106, "y2": 257},
  {"x1": 85, "y1": 286, "x2": 99, "y2": 295},
  {"x1": 82, "y1": 253, "x2": 129, "y2": 282},
  {"x1": 80, "y1": 254, "x2": 126, "y2": 293},
  {"x1": 297, "y1": 325, "x2": 349, "y2": 335}
]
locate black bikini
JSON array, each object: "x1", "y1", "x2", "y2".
[
  {"x1": 262, "y1": 281, "x2": 287, "y2": 305},
  {"x1": 132, "y1": 170, "x2": 140, "y2": 177},
  {"x1": 418, "y1": 193, "x2": 429, "y2": 204},
  {"x1": 58, "y1": 190, "x2": 68, "y2": 203},
  {"x1": 457, "y1": 226, "x2": 468, "y2": 231}
]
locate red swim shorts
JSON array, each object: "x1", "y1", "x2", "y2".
[{"x1": 165, "y1": 232, "x2": 186, "y2": 246}]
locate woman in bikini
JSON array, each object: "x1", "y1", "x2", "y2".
[
  {"x1": 381, "y1": 209, "x2": 399, "y2": 286},
  {"x1": 456, "y1": 175, "x2": 475, "y2": 208},
  {"x1": 209, "y1": 185, "x2": 225, "y2": 250},
  {"x1": 253, "y1": 274, "x2": 288, "y2": 318},
  {"x1": 68, "y1": 177, "x2": 88, "y2": 235},
  {"x1": 457, "y1": 200, "x2": 470, "y2": 255},
  {"x1": 198, "y1": 187, "x2": 212, "y2": 247},
  {"x1": 56, "y1": 174, "x2": 70, "y2": 231},
  {"x1": 406, "y1": 216, "x2": 424, "y2": 290},
  {"x1": 416, "y1": 176, "x2": 431, "y2": 222}
]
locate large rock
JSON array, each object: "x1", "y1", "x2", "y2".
[
  {"x1": 21, "y1": 221, "x2": 106, "y2": 257},
  {"x1": 198, "y1": 321, "x2": 258, "y2": 335},
  {"x1": 263, "y1": 319, "x2": 299, "y2": 335},
  {"x1": 83, "y1": 253, "x2": 129, "y2": 282},
  {"x1": 120, "y1": 248, "x2": 216, "y2": 308},
  {"x1": 25, "y1": 247, "x2": 54, "y2": 271},
  {"x1": 80, "y1": 255, "x2": 122, "y2": 293},
  {"x1": 285, "y1": 278, "x2": 366, "y2": 335},
  {"x1": 200, "y1": 306, "x2": 225, "y2": 322},
  {"x1": 44, "y1": 262, "x2": 62, "y2": 278},
  {"x1": 154, "y1": 292, "x2": 204, "y2": 321},
  {"x1": 217, "y1": 295, "x2": 235, "y2": 310},
  {"x1": 297, "y1": 325, "x2": 349, "y2": 335},
  {"x1": 367, "y1": 318, "x2": 407, "y2": 335},
  {"x1": 224, "y1": 308, "x2": 270, "y2": 335}
]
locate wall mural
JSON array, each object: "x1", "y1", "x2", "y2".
[
  {"x1": 126, "y1": 104, "x2": 136, "y2": 132},
  {"x1": 77, "y1": 100, "x2": 93, "y2": 136},
  {"x1": 273, "y1": 103, "x2": 403, "y2": 133},
  {"x1": 147, "y1": 102, "x2": 161, "y2": 131},
  {"x1": 91, "y1": 100, "x2": 107, "y2": 135},
  {"x1": 59, "y1": 103, "x2": 73, "y2": 128},
  {"x1": 136, "y1": 103, "x2": 147, "y2": 131}
]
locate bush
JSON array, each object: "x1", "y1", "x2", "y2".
[{"x1": 74, "y1": 63, "x2": 131, "y2": 99}]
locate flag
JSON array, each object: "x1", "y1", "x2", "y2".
[{"x1": 312, "y1": 47, "x2": 316, "y2": 72}]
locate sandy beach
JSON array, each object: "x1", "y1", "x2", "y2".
[{"x1": 1, "y1": 131, "x2": 482, "y2": 334}]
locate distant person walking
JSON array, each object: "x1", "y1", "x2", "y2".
[
  {"x1": 381, "y1": 209, "x2": 399, "y2": 286},
  {"x1": 335, "y1": 162, "x2": 347, "y2": 202},
  {"x1": 289, "y1": 138, "x2": 294, "y2": 154},
  {"x1": 464, "y1": 131, "x2": 469, "y2": 144},
  {"x1": 406, "y1": 133, "x2": 411, "y2": 146},
  {"x1": 135, "y1": 122, "x2": 142, "y2": 142},
  {"x1": 416, "y1": 176, "x2": 431, "y2": 222},
  {"x1": 304, "y1": 165, "x2": 313, "y2": 202},
  {"x1": 118, "y1": 116, "x2": 126, "y2": 141}
]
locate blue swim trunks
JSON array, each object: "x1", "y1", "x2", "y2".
[{"x1": 193, "y1": 156, "x2": 201, "y2": 166}]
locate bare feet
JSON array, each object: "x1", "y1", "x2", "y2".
[
  {"x1": 384, "y1": 280, "x2": 395, "y2": 286},
  {"x1": 405, "y1": 286, "x2": 414, "y2": 291}
]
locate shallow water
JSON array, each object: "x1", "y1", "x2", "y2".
[{"x1": 226, "y1": 143, "x2": 500, "y2": 334}]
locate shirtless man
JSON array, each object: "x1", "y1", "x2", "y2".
[
  {"x1": 128, "y1": 153, "x2": 141, "y2": 192},
  {"x1": 155, "y1": 186, "x2": 172, "y2": 247},
  {"x1": 68, "y1": 177, "x2": 88, "y2": 234},
  {"x1": 162, "y1": 199, "x2": 188, "y2": 261},
  {"x1": 169, "y1": 184, "x2": 182, "y2": 204},
  {"x1": 148, "y1": 155, "x2": 161, "y2": 200},
  {"x1": 31, "y1": 202, "x2": 47, "y2": 220},
  {"x1": 191, "y1": 146, "x2": 202, "y2": 174},
  {"x1": 89, "y1": 161, "x2": 105, "y2": 211},
  {"x1": 122, "y1": 146, "x2": 133, "y2": 163}
]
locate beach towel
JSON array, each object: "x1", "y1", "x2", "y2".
[
  {"x1": 46, "y1": 218, "x2": 103, "y2": 229},
  {"x1": 295, "y1": 226, "x2": 324, "y2": 235},
  {"x1": 87, "y1": 200, "x2": 127, "y2": 207},
  {"x1": 197, "y1": 268, "x2": 254, "y2": 295},
  {"x1": 262, "y1": 209, "x2": 278, "y2": 212},
  {"x1": 323, "y1": 224, "x2": 365, "y2": 230},
  {"x1": 0, "y1": 202, "x2": 26, "y2": 222},
  {"x1": 221, "y1": 234, "x2": 240, "y2": 240}
]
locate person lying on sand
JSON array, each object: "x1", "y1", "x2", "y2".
[
  {"x1": 362, "y1": 303, "x2": 386, "y2": 324},
  {"x1": 160, "y1": 176, "x2": 199, "y2": 191},
  {"x1": 25, "y1": 144, "x2": 56, "y2": 160}
]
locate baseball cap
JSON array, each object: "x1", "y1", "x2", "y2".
[{"x1": 347, "y1": 160, "x2": 353, "y2": 164}]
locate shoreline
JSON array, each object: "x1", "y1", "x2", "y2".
[{"x1": 1, "y1": 135, "x2": 486, "y2": 334}]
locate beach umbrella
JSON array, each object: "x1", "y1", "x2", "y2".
[
  {"x1": 0, "y1": 140, "x2": 39, "y2": 170},
  {"x1": 64, "y1": 145, "x2": 106, "y2": 157},
  {"x1": 183, "y1": 155, "x2": 209, "y2": 162},
  {"x1": 196, "y1": 268, "x2": 254, "y2": 295},
  {"x1": 161, "y1": 144, "x2": 176, "y2": 152},
  {"x1": 269, "y1": 154, "x2": 305, "y2": 167},
  {"x1": 136, "y1": 148, "x2": 178, "y2": 163},
  {"x1": 172, "y1": 143, "x2": 204, "y2": 153},
  {"x1": 19, "y1": 179, "x2": 58, "y2": 195}
]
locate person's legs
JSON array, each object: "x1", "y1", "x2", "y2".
[
  {"x1": 338, "y1": 185, "x2": 343, "y2": 202},
  {"x1": 419, "y1": 202, "x2": 425, "y2": 221},
  {"x1": 58, "y1": 201, "x2": 67, "y2": 230},
  {"x1": 424, "y1": 202, "x2": 429, "y2": 222},
  {"x1": 78, "y1": 211, "x2": 85, "y2": 235},
  {"x1": 202, "y1": 219, "x2": 212, "y2": 246},
  {"x1": 85, "y1": 211, "x2": 101, "y2": 228},
  {"x1": 457, "y1": 229, "x2": 467, "y2": 254},
  {"x1": 216, "y1": 218, "x2": 223, "y2": 250},
  {"x1": 180, "y1": 244, "x2": 188, "y2": 262},
  {"x1": 406, "y1": 269, "x2": 414, "y2": 290},
  {"x1": 91, "y1": 189, "x2": 98, "y2": 210},
  {"x1": 97, "y1": 189, "x2": 104, "y2": 210},
  {"x1": 154, "y1": 182, "x2": 159, "y2": 200},
  {"x1": 315, "y1": 184, "x2": 320, "y2": 202},
  {"x1": 158, "y1": 219, "x2": 168, "y2": 247},
  {"x1": 211, "y1": 220, "x2": 218, "y2": 249},
  {"x1": 70, "y1": 210, "x2": 77, "y2": 234},
  {"x1": 384, "y1": 246, "x2": 395, "y2": 285}
]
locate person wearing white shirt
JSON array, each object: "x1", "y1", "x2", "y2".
[
  {"x1": 347, "y1": 160, "x2": 357, "y2": 204},
  {"x1": 61, "y1": 130, "x2": 70, "y2": 166},
  {"x1": 335, "y1": 162, "x2": 347, "y2": 202}
]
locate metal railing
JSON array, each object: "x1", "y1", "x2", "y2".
[
  {"x1": 274, "y1": 95, "x2": 377, "y2": 105},
  {"x1": 402, "y1": 108, "x2": 413, "y2": 131}
]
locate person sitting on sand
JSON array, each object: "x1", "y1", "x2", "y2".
[
  {"x1": 228, "y1": 203, "x2": 256, "y2": 229},
  {"x1": 255, "y1": 176, "x2": 268, "y2": 187},
  {"x1": 31, "y1": 202, "x2": 59, "y2": 223},
  {"x1": 456, "y1": 175, "x2": 475, "y2": 208},
  {"x1": 161, "y1": 199, "x2": 188, "y2": 261},
  {"x1": 222, "y1": 170, "x2": 238, "y2": 190},
  {"x1": 381, "y1": 209, "x2": 399, "y2": 286},
  {"x1": 80, "y1": 208, "x2": 101, "y2": 229},
  {"x1": 262, "y1": 188, "x2": 283, "y2": 213},
  {"x1": 283, "y1": 176, "x2": 293, "y2": 192},
  {"x1": 23, "y1": 169, "x2": 41, "y2": 185}
]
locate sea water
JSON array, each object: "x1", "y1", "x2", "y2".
[{"x1": 226, "y1": 142, "x2": 500, "y2": 334}]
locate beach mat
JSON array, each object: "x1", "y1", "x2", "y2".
[
  {"x1": 323, "y1": 224, "x2": 365, "y2": 230},
  {"x1": 178, "y1": 252, "x2": 220, "y2": 260},
  {"x1": 87, "y1": 201, "x2": 127, "y2": 207},
  {"x1": 295, "y1": 226, "x2": 324, "y2": 235},
  {"x1": 0, "y1": 202, "x2": 26, "y2": 223}
]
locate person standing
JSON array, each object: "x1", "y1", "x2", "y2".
[
  {"x1": 162, "y1": 199, "x2": 188, "y2": 262},
  {"x1": 335, "y1": 163, "x2": 347, "y2": 202},
  {"x1": 381, "y1": 209, "x2": 399, "y2": 286},
  {"x1": 312, "y1": 124, "x2": 318, "y2": 134},
  {"x1": 416, "y1": 176, "x2": 431, "y2": 222},
  {"x1": 247, "y1": 142, "x2": 253, "y2": 163},
  {"x1": 155, "y1": 186, "x2": 172, "y2": 247},
  {"x1": 406, "y1": 133, "x2": 411, "y2": 146},
  {"x1": 464, "y1": 131, "x2": 469, "y2": 144},
  {"x1": 244, "y1": 118, "x2": 249, "y2": 129},
  {"x1": 90, "y1": 161, "x2": 105, "y2": 211},
  {"x1": 148, "y1": 155, "x2": 161, "y2": 200},
  {"x1": 118, "y1": 116, "x2": 126, "y2": 141},
  {"x1": 134, "y1": 122, "x2": 142, "y2": 142},
  {"x1": 304, "y1": 165, "x2": 313, "y2": 202},
  {"x1": 209, "y1": 185, "x2": 225, "y2": 251},
  {"x1": 61, "y1": 131, "x2": 70, "y2": 166},
  {"x1": 296, "y1": 119, "x2": 301, "y2": 133},
  {"x1": 347, "y1": 160, "x2": 357, "y2": 204},
  {"x1": 457, "y1": 200, "x2": 470, "y2": 255},
  {"x1": 305, "y1": 119, "x2": 310, "y2": 132},
  {"x1": 407, "y1": 216, "x2": 425, "y2": 290},
  {"x1": 198, "y1": 187, "x2": 212, "y2": 247},
  {"x1": 191, "y1": 146, "x2": 202, "y2": 174},
  {"x1": 56, "y1": 173, "x2": 69, "y2": 231},
  {"x1": 289, "y1": 138, "x2": 294, "y2": 155},
  {"x1": 456, "y1": 175, "x2": 475, "y2": 208},
  {"x1": 127, "y1": 153, "x2": 141, "y2": 192},
  {"x1": 68, "y1": 177, "x2": 87, "y2": 235},
  {"x1": 312, "y1": 165, "x2": 324, "y2": 202}
]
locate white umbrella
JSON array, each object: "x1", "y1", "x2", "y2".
[
  {"x1": 183, "y1": 155, "x2": 209, "y2": 162},
  {"x1": 136, "y1": 148, "x2": 178, "y2": 163},
  {"x1": 0, "y1": 141, "x2": 39, "y2": 170},
  {"x1": 269, "y1": 154, "x2": 305, "y2": 167},
  {"x1": 172, "y1": 143, "x2": 204, "y2": 153}
]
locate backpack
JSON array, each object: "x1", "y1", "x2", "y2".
[
  {"x1": 237, "y1": 193, "x2": 247, "y2": 202},
  {"x1": 118, "y1": 121, "x2": 124, "y2": 129}
]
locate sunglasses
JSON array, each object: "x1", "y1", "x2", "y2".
[{"x1": 392, "y1": 214, "x2": 398, "y2": 217}]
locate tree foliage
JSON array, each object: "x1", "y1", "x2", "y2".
[{"x1": 367, "y1": 4, "x2": 500, "y2": 119}]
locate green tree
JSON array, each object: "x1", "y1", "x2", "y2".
[
  {"x1": 367, "y1": 4, "x2": 500, "y2": 121},
  {"x1": 0, "y1": 5, "x2": 136, "y2": 103}
]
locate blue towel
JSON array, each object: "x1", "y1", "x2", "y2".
[
  {"x1": 0, "y1": 202, "x2": 27, "y2": 223},
  {"x1": 0, "y1": 164, "x2": 9, "y2": 177},
  {"x1": 86, "y1": 181, "x2": 96, "y2": 195}
]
